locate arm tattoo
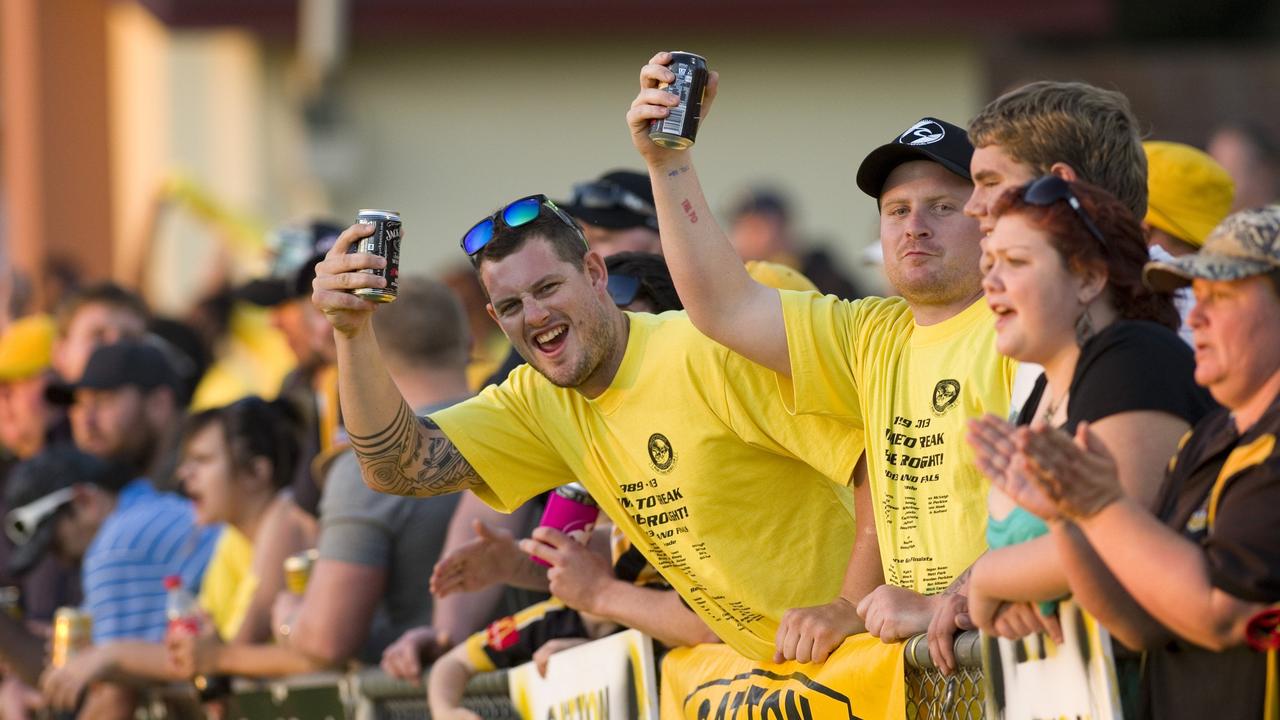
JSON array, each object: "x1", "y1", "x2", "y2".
[
  {"x1": 347, "y1": 403, "x2": 480, "y2": 497},
  {"x1": 944, "y1": 566, "x2": 973, "y2": 595}
]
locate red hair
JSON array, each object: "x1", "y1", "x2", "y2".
[{"x1": 991, "y1": 179, "x2": 1178, "y2": 330}]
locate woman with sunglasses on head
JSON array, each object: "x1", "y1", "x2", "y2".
[{"x1": 963, "y1": 178, "x2": 1214, "y2": 648}]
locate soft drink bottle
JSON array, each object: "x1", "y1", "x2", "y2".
[{"x1": 164, "y1": 575, "x2": 201, "y2": 635}]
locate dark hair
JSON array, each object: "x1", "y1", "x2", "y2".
[
  {"x1": 604, "y1": 252, "x2": 683, "y2": 313},
  {"x1": 729, "y1": 188, "x2": 792, "y2": 224},
  {"x1": 9, "y1": 446, "x2": 135, "y2": 498},
  {"x1": 991, "y1": 179, "x2": 1179, "y2": 331},
  {"x1": 1266, "y1": 268, "x2": 1280, "y2": 302},
  {"x1": 1216, "y1": 121, "x2": 1280, "y2": 168},
  {"x1": 55, "y1": 282, "x2": 149, "y2": 335},
  {"x1": 472, "y1": 211, "x2": 587, "y2": 277},
  {"x1": 182, "y1": 396, "x2": 299, "y2": 491},
  {"x1": 372, "y1": 275, "x2": 471, "y2": 368}
]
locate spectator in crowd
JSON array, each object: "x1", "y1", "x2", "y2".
[
  {"x1": 964, "y1": 179, "x2": 1214, "y2": 656},
  {"x1": 168, "y1": 277, "x2": 479, "y2": 678},
  {"x1": 238, "y1": 219, "x2": 343, "y2": 520},
  {"x1": 1143, "y1": 141, "x2": 1235, "y2": 259},
  {"x1": 312, "y1": 193, "x2": 867, "y2": 664},
  {"x1": 964, "y1": 81, "x2": 1148, "y2": 233},
  {"x1": 984, "y1": 206, "x2": 1280, "y2": 720},
  {"x1": 177, "y1": 397, "x2": 301, "y2": 645},
  {"x1": 1142, "y1": 140, "x2": 1236, "y2": 344},
  {"x1": 482, "y1": 170, "x2": 667, "y2": 387},
  {"x1": 0, "y1": 315, "x2": 80, "y2": 720},
  {"x1": 385, "y1": 252, "x2": 807, "y2": 681},
  {"x1": 50, "y1": 341, "x2": 184, "y2": 487},
  {"x1": 51, "y1": 283, "x2": 149, "y2": 385},
  {"x1": 931, "y1": 78, "x2": 1151, "y2": 667},
  {"x1": 628, "y1": 55, "x2": 1012, "y2": 665},
  {"x1": 226, "y1": 222, "x2": 342, "y2": 643},
  {"x1": 727, "y1": 187, "x2": 863, "y2": 299},
  {"x1": 560, "y1": 170, "x2": 663, "y2": 257},
  {"x1": 1207, "y1": 121, "x2": 1280, "y2": 211},
  {"x1": 0, "y1": 315, "x2": 79, "y2": 618},
  {"x1": 2, "y1": 444, "x2": 216, "y2": 716},
  {"x1": 0, "y1": 316, "x2": 68, "y2": 462},
  {"x1": 407, "y1": 253, "x2": 717, "y2": 718}
]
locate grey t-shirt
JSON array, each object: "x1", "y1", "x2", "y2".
[{"x1": 317, "y1": 403, "x2": 462, "y2": 662}]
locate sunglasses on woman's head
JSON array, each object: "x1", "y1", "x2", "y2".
[
  {"x1": 460, "y1": 195, "x2": 587, "y2": 261},
  {"x1": 1022, "y1": 176, "x2": 1108, "y2": 250}
]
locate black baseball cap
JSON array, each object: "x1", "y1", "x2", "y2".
[
  {"x1": 46, "y1": 340, "x2": 181, "y2": 406},
  {"x1": 855, "y1": 117, "x2": 974, "y2": 199},
  {"x1": 238, "y1": 220, "x2": 344, "y2": 307},
  {"x1": 559, "y1": 170, "x2": 659, "y2": 232},
  {"x1": 4, "y1": 447, "x2": 128, "y2": 576}
]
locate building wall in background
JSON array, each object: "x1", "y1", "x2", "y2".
[{"x1": 293, "y1": 37, "x2": 985, "y2": 289}]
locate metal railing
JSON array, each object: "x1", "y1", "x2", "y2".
[
  {"x1": 138, "y1": 631, "x2": 989, "y2": 719},
  {"x1": 904, "y1": 630, "x2": 985, "y2": 720}
]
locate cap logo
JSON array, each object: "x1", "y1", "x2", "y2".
[{"x1": 899, "y1": 120, "x2": 946, "y2": 147}]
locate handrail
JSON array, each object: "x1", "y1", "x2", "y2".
[{"x1": 903, "y1": 630, "x2": 984, "y2": 669}]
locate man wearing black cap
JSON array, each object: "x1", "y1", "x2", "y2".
[
  {"x1": 559, "y1": 170, "x2": 663, "y2": 257},
  {"x1": 628, "y1": 55, "x2": 1014, "y2": 666},
  {"x1": 1, "y1": 445, "x2": 216, "y2": 714},
  {"x1": 51, "y1": 340, "x2": 185, "y2": 484}
]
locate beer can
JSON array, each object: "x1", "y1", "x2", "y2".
[
  {"x1": 284, "y1": 548, "x2": 319, "y2": 595},
  {"x1": 349, "y1": 209, "x2": 401, "y2": 303},
  {"x1": 648, "y1": 51, "x2": 709, "y2": 150},
  {"x1": 0, "y1": 586, "x2": 21, "y2": 620},
  {"x1": 532, "y1": 483, "x2": 599, "y2": 567},
  {"x1": 50, "y1": 607, "x2": 92, "y2": 668}
]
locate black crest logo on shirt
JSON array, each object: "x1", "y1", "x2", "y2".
[
  {"x1": 648, "y1": 433, "x2": 676, "y2": 473},
  {"x1": 932, "y1": 379, "x2": 961, "y2": 415}
]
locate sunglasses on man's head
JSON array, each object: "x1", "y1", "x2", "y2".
[
  {"x1": 1022, "y1": 176, "x2": 1109, "y2": 250},
  {"x1": 4, "y1": 487, "x2": 74, "y2": 546},
  {"x1": 571, "y1": 181, "x2": 656, "y2": 217},
  {"x1": 460, "y1": 194, "x2": 587, "y2": 260}
]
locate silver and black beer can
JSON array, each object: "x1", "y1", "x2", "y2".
[
  {"x1": 649, "y1": 51, "x2": 709, "y2": 150},
  {"x1": 351, "y1": 209, "x2": 401, "y2": 303}
]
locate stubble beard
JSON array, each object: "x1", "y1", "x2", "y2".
[{"x1": 530, "y1": 305, "x2": 614, "y2": 390}]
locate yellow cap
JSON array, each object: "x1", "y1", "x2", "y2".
[
  {"x1": 744, "y1": 260, "x2": 819, "y2": 293},
  {"x1": 0, "y1": 314, "x2": 56, "y2": 382},
  {"x1": 1144, "y1": 141, "x2": 1235, "y2": 247}
]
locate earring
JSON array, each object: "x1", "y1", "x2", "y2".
[{"x1": 1074, "y1": 307, "x2": 1095, "y2": 346}]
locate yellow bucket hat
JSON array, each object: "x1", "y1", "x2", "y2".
[
  {"x1": 0, "y1": 314, "x2": 56, "y2": 382},
  {"x1": 1144, "y1": 141, "x2": 1235, "y2": 247}
]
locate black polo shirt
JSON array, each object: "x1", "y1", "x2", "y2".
[{"x1": 1143, "y1": 393, "x2": 1280, "y2": 720}]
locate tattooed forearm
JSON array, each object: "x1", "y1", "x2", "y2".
[
  {"x1": 347, "y1": 403, "x2": 480, "y2": 497},
  {"x1": 944, "y1": 566, "x2": 973, "y2": 595}
]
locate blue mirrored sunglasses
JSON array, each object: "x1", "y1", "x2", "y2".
[
  {"x1": 1022, "y1": 176, "x2": 1109, "y2": 250},
  {"x1": 460, "y1": 194, "x2": 587, "y2": 259}
]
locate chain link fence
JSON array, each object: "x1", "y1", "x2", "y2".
[
  {"x1": 137, "y1": 631, "x2": 989, "y2": 719},
  {"x1": 904, "y1": 630, "x2": 986, "y2": 720}
]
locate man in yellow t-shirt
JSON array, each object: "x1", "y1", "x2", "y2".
[
  {"x1": 627, "y1": 57, "x2": 1015, "y2": 664},
  {"x1": 311, "y1": 199, "x2": 870, "y2": 663}
]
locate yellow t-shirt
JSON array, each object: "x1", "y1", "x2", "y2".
[
  {"x1": 778, "y1": 291, "x2": 1016, "y2": 595},
  {"x1": 432, "y1": 311, "x2": 862, "y2": 662},
  {"x1": 197, "y1": 526, "x2": 258, "y2": 642}
]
